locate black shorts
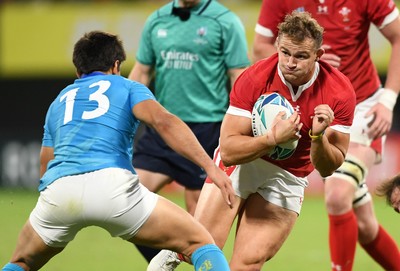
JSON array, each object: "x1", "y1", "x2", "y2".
[{"x1": 133, "y1": 122, "x2": 221, "y2": 189}]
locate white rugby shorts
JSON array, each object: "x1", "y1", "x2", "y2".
[
  {"x1": 228, "y1": 158, "x2": 308, "y2": 215},
  {"x1": 29, "y1": 168, "x2": 158, "y2": 247}
]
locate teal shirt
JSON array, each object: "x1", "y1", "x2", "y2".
[{"x1": 136, "y1": 0, "x2": 250, "y2": 122}]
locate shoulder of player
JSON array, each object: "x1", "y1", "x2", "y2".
[
  {"x1": 235, "y1": 57, "x2": 276, "y2": 89},
  {"x1": 251, "y1": 54, "x2": 278, "y2": 76},
  {"x1": 318, "y1": 62, "x2": 356, "y2": 102},
  {"x1": 319, "y1": 61, "x2": 351, "y2": 85},
  {"x1": 146, "y1": 2, "x2": 174, "y2": 20},
  {"x1": 200, "y1": 1, "x2": 241, "y2": 23}
]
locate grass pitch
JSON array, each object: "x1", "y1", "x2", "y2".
[{"x1": 0, "y1": 188, "x2": 398, "y2": 271}]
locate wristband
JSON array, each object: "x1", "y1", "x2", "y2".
[
  {"x1": 309, "y1": 129, "x2": 325, "y2": 141},
  {"x1": 378, "y1": 88, "x2": 398, "y2": 110}
]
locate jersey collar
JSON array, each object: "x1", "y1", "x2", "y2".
[
  {"x1": 277, "y1": 62, "x2": 320, "y2": 102},
  {"x1": 80, "y1": 72, "x2": 106, "y2": 78}
]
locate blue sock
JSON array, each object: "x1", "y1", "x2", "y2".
[
  {"x1": 2, "y1": 263, "x2": 25, "y2": 271},
  {"x1": 191, "y1": 244, "x2": 230, "y2": 271}
]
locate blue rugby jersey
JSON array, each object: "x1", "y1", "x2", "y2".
[{"x1": 39, "y1": 72, "x2": 155, "y2": 191}]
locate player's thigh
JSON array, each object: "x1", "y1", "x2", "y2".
[
  {"x1": 324, "y1": 175, "x2": 356, "y2": 211},
  {"x1": 347, "y1": 142, "x2": 376, "y2": 168},
  {"x1": 10, "y1": 220, "x2": 64, "y2": 271},
  {"x1": 194, "y1": 182, "x2": 243, "y2": 249},
  {"x1": 231, "y1": 193, "x2": 297, "y2": 268},
  {"x1": 130, "y1": 196, "x2": 212, "y2": 256}
]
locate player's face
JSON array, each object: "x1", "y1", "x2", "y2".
[
  {"x1": 390, "y1": 186, "x2": 400, "y2": 213},
  {"x1": 277, "y1": 34, "x2": 320, "y2": 87}
]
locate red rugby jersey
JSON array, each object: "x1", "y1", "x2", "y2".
[
  {"x1": 228, "y1": 54, "x2": 356, "y2": 177},
  {"x1": 256, "y1": 0, "x2": 399, "y2": 103}
]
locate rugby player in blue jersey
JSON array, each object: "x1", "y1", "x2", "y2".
[{"x1": 1, "y1": 31, "x2": 235, "y2": 271}]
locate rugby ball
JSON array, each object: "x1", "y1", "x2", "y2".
[{"x1": 252, "y1": 92, "x2": 298, "y2": 160}]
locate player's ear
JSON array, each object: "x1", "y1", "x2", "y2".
[
  {"x1": 316, "y1": 47, "x2": 324, "y2": 61},
  {"x1": 112, "y1": 60, "x2": 121, "y2": 75}
]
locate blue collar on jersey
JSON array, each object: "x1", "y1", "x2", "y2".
[
  {"x1": 80, "y1": 72, "x2": 106, "y2": 78},
  {"x1": 171, "y1": 0, "x2": 212, "y2": 21}
]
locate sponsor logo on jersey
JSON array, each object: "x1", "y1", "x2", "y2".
[
  {"x1": 317, "y1": 5, "x2": 328, "y2": 14},
  {"x1": 339, "y1": 7, "x2": 351, "y2": 22},
  {"x1": 157, "y1": 29, "x2": 168, "y2": 38},
  {"x1": 197, "y1": 27, "x2": 207, "y2": 37},
  {"x1": 160, "y1": 50, "x2": 199, "y2": 70},
  {"x1": 193, "y1": 26, "x2": 208, "y2": 45}
]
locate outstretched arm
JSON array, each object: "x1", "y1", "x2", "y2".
[
  {"x1": 366, "y1": 16, "x2": 400, "y2": 139},
  {"x1": 133, "y1": 99, "x2": 236, "y2": 207}
]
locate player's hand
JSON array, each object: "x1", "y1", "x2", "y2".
[
  {"x1": 311, "y1": 104, "x2": 334, "y2": 135},
  {"x1": 365, "y1": 103, "x2": 393, "y2": 139},
  {"x1": 206, "y1": 164, "x2": 236, "y2": 208},
  {"x1": 320, "y1": 45, "x2": 341, "y2": 68},
  {"x1": 270, "y1": 111, "x2": 303, "y2": 145}
]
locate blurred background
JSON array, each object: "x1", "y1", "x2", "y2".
[{"x1": 0, "y1": 0, "x2": 399, "y2": 192}]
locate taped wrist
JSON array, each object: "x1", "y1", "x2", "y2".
[{"x1": 379, "y1": 88, "x2": 398, "y2": 110}]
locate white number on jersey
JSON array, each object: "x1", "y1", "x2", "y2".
[{"x1": 60, "y1": 80, "x2": 111, "y2": 125}]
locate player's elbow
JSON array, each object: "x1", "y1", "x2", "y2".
[
  {"x1": 220, "y1": 151, "x2": 235, "y2": 167},
  {"x1": 151, "y1": 112, "x2": 176, "y2": 133},
  {"x1": 318, "y1": 169, "x2": 335, "y2": 178},
  {"x1": 316, "y1": 161, "x2": 342, "y2": 178}
]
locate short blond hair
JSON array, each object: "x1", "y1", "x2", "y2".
[{"x1": 277, "y1": 11, "x2": 324, "y2": 49}]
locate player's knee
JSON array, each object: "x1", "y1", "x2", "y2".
[
  {"x1": 325, "y1": 192, "x2": 353, "y2": 213},
  {"x1": 324, "y1": 180, "x2": 354, "y2": 212}
]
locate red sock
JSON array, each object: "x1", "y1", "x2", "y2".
[
  {"x1": 361, "y1": 225, "x2": 400, "y2": 271},
  {"x1": 329, "y1": 211, "x2": 358, "y2": 271}
]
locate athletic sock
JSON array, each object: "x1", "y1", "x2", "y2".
[
  {"x1": 134, "y1": 244, "x2": 161, "y2": 262},
  {"x1": 361, "y1": 225, "x2": 400, "y2": 271},
  {"x1": 329, "y1": 210, "x2": 358, "y2": 271},
  {"x1": 2, "y1": 263, "x2": 25, "y2": 271},
  {"x1": 191, "y1": 244, "x2": 230, "y2": 271}
]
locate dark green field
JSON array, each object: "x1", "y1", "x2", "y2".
[{"x1": 1, "y1": 188, "x2": 398, "y2": 270}]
